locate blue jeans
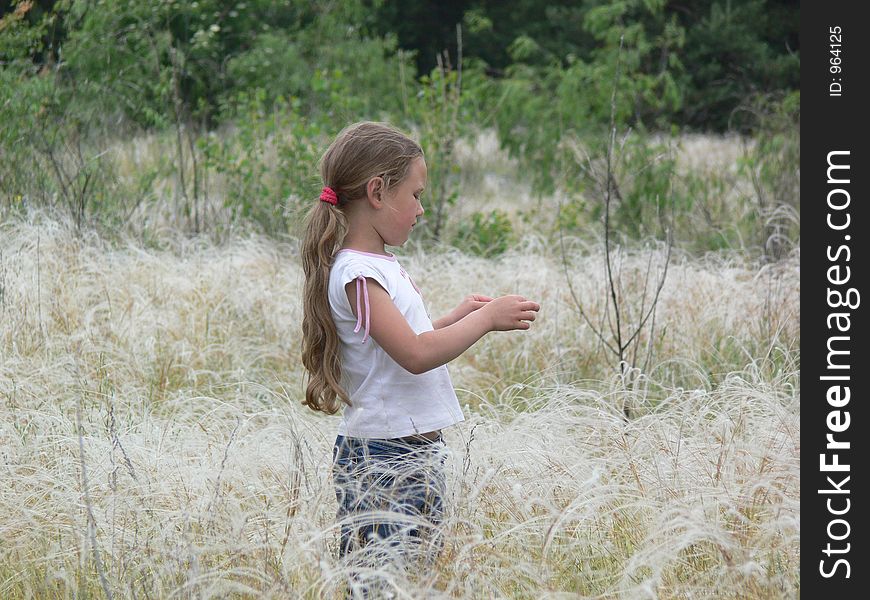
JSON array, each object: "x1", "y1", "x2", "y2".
[{"x1": 332, "y1": 433, "x2": 447, "y2": 597}]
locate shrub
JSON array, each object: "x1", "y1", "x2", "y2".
[{"x1": 451, "y1": 209, "x2": 514, "y2": 257}]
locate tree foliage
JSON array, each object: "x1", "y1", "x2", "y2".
[
  {"x1": 1, "y1": 0, "x2": 798, "y2": 252},
  {"x1": 372, "y1": 0, "x2": 798, "y2": 132}
]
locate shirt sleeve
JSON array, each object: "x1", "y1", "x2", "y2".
[{"x1": 331, "y1": 260, "x2": 393, "y2": 344}]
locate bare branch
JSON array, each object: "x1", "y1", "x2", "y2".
[
  {"x1": 556, "y1": 220, "x2": 618, "y2": 356},
  {"x1": 604, "y1": 36, "x2": 626, "y2": 368}
]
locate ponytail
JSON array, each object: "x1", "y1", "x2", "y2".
[{"x1": 301, "y1": 201, "x2": 350, "y2": 414}]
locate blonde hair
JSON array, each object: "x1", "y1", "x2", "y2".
[{"x1": 301, "y1": 122, "x2": 423, "y2": 414}]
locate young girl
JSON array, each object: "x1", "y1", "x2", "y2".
[{"x1": 300, "y1": 121, "x2": 540, "y2": 596}]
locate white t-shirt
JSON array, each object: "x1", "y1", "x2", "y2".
[{"x1": 327, "y1": 248, "x2": 465, "y2": 438}]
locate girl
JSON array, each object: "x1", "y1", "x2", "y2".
[{"x1": 300, "y1": 121, "x2": 540, "y2": 596}]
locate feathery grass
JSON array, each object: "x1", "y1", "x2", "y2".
[{"x1": 0, "y1": 211, "x2": 798, "y2": 598}]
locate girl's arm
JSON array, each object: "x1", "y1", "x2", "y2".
[
  {"x1": 346, "y1": 280, "x2": 539, "y2": 375},
  {"x1": 432, "y1": 294, "x2": 493, "y2": 329}
]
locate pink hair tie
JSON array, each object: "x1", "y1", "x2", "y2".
[{"x1": 320, "y1": 186, "x2": 338, "y2": 206}]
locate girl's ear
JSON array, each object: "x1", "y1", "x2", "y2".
[{"x1": 365, "y1": 176, "x2": 385, "y2": 208}]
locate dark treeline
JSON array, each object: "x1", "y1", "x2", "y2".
[
  {"x1": 3, "y1": 0, "x2": 798, "y2": 131},
  {"x1": 373, "y1": 0, "x2": 799, "y2": 131}
]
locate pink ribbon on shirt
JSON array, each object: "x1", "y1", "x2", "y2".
[{"x1": 353, "y1": 275, "x2": 370, "y2": 343}]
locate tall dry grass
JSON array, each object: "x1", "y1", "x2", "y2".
[{"x1": 0, "y1": 212, "x2": 798, "y2": 598}]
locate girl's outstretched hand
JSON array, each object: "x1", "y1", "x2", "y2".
[
  {"x1": 455, "y1": 294, "x2": 493, "y2": 320},
  {"x1": 482, "y1": 295, "x2": 541, "y2": 331}
]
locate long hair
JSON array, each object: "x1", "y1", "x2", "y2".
[{"x1": 301, "y1": 122, "x2": 423, "y2": 414}]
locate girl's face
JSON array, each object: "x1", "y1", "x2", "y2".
[{"x1": 377, "y1": 156, "x2": 426, "y2": 246}]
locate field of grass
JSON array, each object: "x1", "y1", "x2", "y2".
[{"x1": 0, "y1": 134, "x2": 798, "y2": 598}]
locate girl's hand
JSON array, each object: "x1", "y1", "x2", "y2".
[
  {"x1": 454, "y1": 294, "x2": 493, "y2": 321},
  {"x1": 482, "y1": 295, "x2": 540, "y2": 331}
]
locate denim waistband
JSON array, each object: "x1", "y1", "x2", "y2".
[{"x1": 335, "y1": 432, "x2": 444, "y2": 449}]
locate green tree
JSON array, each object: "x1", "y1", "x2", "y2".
[{"x1": 675, "y1": 0, "x2": 799, "y2": 130}]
